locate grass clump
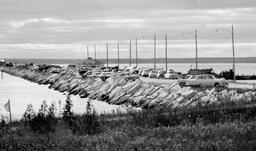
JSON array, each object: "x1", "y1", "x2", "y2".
[
  {"x1": 22, "y1": 101, "x2": 58, "y2": 134},
  {"x1": 69, "y1": 100, "x2": 102, "y2": 135}
]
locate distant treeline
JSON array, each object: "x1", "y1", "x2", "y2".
[{"x1": 5, "y1": 57, "x2": 256, "y2": 65}]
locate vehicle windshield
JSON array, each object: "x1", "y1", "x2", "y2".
[
  {"x1": 151, "y1": 71, "x2": 157, "y2": 73},
  {"x1": 188, "y1": 75, "x2": 196, "y2": 79},
  {"x1": 204, "y1": 75, "x2": 214, "y2": 79},
  {"x1": 196, "y1": 76, "x2": 204, "y2": 79},
  {"x1": 158, "y1": 71, "x2": 165, "y2": 74},
  {"x1": 167, "y1": 69, "x2": 175, "y2": 73}
]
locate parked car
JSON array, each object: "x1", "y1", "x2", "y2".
[
  {"x1": 178, "y1": 75, "x2": 196, "y2": 87},
  {"x1": 134, "y1": 67, "x2": 140, "y2": 74},
  {"x1": 157, "y1": 70, "x2": 166, "y2": 79},
  {"x1": 129, "y1": 66, "x2": 137, "y2": 74},
  {"x1": 149, "y1": 70, "x2": 158, "y2": 78},
  {"x1": 164, "y1": 69, "x2": 178, "y2": 79},
  {"x1": 141, "y1": 69, "x2": 152, "y2": 77},
  {"x1": 98, "y1": 72, "x2": 112, "y2": 81},
  {"x1": 79, "y1": 66, "x2": 92, "y2": 75},
  {"x1": 91, "y1": 68, "x2": 101, "y2": 72},
  {"x1": 68, "y1": 64, "x2": 76, "y2": 68},
  {"x1": 81, "y1": 71, "x2": 92, "y2": 78},
  {"x1": 138, "y1": 68, "x2": 145, "y2": 76},
  {"x1": 179, "y1": 74, "x2": 228, "y2": 87}
]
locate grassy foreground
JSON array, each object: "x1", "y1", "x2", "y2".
[
  {"x1": 1, "y1": 100, "x2": 256, "y2": 151},
  {"x1": 1, "y1": 120, "x2": 256, "y2": 151}
]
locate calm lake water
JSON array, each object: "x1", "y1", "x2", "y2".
[
  {"x1": 112, "y1": 63, "x2": 256, "y2": 75},
  {"x1": 57, "y1": 63, "x2": 256, "y2": 75},
  {"x1": 0, "y1": 73, "x2": 125, "y2": 121}
]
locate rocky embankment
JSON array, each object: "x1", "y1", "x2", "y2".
[{"x1": 1, "y1": 66, "x2": 256, "y2": 109}]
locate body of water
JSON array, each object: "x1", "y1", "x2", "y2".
[
  {"x1": 56, "y1": 63, "x2": 256, "y2": 75},
  {"x1": 0, "y1": 73, "x2": 125, "y2": 121},
  {"x1": 110, "y1": 63, "x2": 256, "y2": 75}
]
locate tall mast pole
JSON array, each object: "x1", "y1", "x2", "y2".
[
  {"x1": 117, "y1": 42, "x2": 120, "y2": 68},
  {"x1": 165, "y1": 33, "x2": 168, "y2": 72},
  {"x1": 195, "y1": 29, "x2": 198, "y2": 69},
  {"x1": 106, "y1": 43, "x2": 109, "y2": 67},
  {"x1": 94, "y1": 44, "x2": 96, "y2": 60},
  {"x1": 232, "y1": 25, "x2": 236, "y2": 81},
  {"x1": 135, "y1": 38, "x2": 138, "y2": 67},
  {"x1": 87, "y1": 46, "x2": 89, "y2": 58},
  {"x1": 129, "y1": 40, "x2": 131, "y2": 67},
  {"x1": 154, "y1": 34, "x2": 156, "y2": 70}
]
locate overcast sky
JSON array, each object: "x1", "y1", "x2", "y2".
[{"x1": 0, "y1": 0, "x2": 256, "y2": 59}]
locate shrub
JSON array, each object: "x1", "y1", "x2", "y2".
[
  {"x1": 70, "y1": 100, "x2": 102, "y2": 135},
  {"x1": 0, "y1": 119, "x2": 6, "y2": 128},
  {"x1": 22, "y1": 101, "x2": 58, "y2": 133},
  {"x1": 63, "y1": 93, "x2": 74, "y2": 127},
  {"x1": 22, "y1": 104, "x2": 36, "y2": 128}
]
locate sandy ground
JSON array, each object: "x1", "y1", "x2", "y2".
[{"x1": 140, "y1": 77, "x2": 256, "y2": 90}]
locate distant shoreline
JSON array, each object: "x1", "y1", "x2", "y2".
[{"x1": 4, "y1": 57, "x2": 256, "y2": 65}]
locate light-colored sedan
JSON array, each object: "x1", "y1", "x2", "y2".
[
  {"x1": 157, "y1": 70, "x2": 166, "y2": 79},
  {"x1": 149, "y1": 70, "x2": 158, "y2": 78},
  {"x1": 141, "y1": 69, "x2": 152, "y2": 77},
  {"x1": 184, "y1": 74, "x2": 228, "y2": 87},
  {"x1": 178, "y1": 75, "x2": 196, "y2": 87},
  {"x1": 164, "y1": 69, "x2": 178, "y2": 79}
]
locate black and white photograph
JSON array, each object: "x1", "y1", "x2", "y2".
[{"x1": 1, "y1": 0, "x2": 256, "y2": 150}]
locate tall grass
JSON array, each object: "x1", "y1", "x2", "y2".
[{"x1": 1, "y1": 99, "x2": 256, "y2": 150}]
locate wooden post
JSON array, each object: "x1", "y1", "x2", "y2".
[{"x1": 8, "y1": 100, "x2": 13, "y2": 132}]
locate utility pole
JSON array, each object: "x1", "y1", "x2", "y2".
[
  {"x1": 129, "y1": 40, "x2": 132, "y2": 67},
  {"x1": 135, "y1": 38, "x2": 138, "y2": 67},
  {"x1": 195, "y1": 29, "x2": 198, "y2": 69},
  {"x1": 94, "y1": 44, "x2": 96, "y2": 60},
  {"x1": 117, "y1": 42, "x2": 120, "y2": 68},
  {"x1": 87, "y1": 46, "x2": 89, "y2": 58},
  {"x1": 165, "y1": 33, "x2": 168, "y2": 72},
  {"x1": 106, "y1": 43, "x2": 109, "y2": 67},
  {"x1": 154, "y1": 34, "x2": 156, "y2": 70},
  {"x1": 232, "y1": 25, "x2": 236, "y2": 81},
  {"x1": 216, "y1": 25, "x2": 236, "y2": 82}
]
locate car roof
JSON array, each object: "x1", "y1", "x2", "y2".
[{"x1": 196, "y1": 74, "x2": 213, "y2": 76}]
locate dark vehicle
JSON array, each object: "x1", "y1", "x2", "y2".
[
  {"x1": 220, "y1": 69, "x2": 234, "y2": 80},
  {"x1": 68, "y1": 64, "x2": 76, "y2": 68},
  {"x1": 79, "y1": 66, "x2": 92, "y2": 75},
  {"x1": 4, "y1": 62, "x2": 13, "y2": 67},
  {"x1": 188, "y1": 68, "x2": 214, "y2": 75}
]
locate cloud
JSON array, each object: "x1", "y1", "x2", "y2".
[
  {"x1": 0, "y1": 41, "x2": 255, "y2": 59},
  {"x1": 0, "y1": 0, "x2": 256, "y2": 58},
  {"x1": 10, "y1": 18, "x2": 70, "y2": 28}
]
